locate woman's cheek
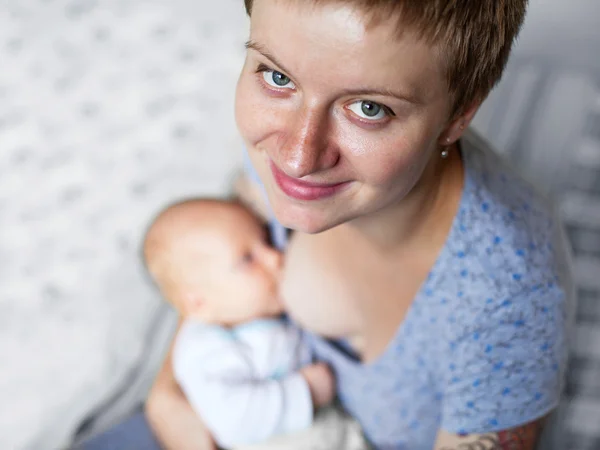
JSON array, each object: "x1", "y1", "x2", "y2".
[
  {"x1": 237, "y1": 94, "x2": 279, "y2": 150},
  {"x1": 234, "y1": 75, "x2": 256, "y2": 143},
  {"x1": 235, "y1": 68, "x2": 270, "y2": 140},
  {"x1": 346, "y1": 140, "x2": 418, "y2": 187}
]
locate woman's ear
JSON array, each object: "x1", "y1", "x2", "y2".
[{"x1": 438, "y1": 100, "x2": 482, "y2": 146}]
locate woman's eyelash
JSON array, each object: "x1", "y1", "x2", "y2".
[
  {"x1": 379, "y1": 105, "x2": 396, "y2": 117},
  {"x1": 255, "y1": 63, "x2": 280, "y2": 76},
  {"x1": 255, "y1": 63, "x2": 268, "y2": 73},
  {"x1": 349, "y1": 101, "x2": 396, "y2": 120},
  {"x1": 255, "y1": 63, "x2": 295, "y2": 87}
]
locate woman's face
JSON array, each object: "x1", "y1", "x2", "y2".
[{"x1": 235, "y1": 0, "x2": 460, "y2": 233}]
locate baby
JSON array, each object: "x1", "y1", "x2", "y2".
[{"x1": 143, "y1": 198, "x2": 336, "y2": 449}]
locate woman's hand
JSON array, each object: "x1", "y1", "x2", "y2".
[{"x1": 145, "y1": 319, "x2": 217, "y2": 450}]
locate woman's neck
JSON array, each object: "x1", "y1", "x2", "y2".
[{"x1": 342, "y1": 144, "x2": 464, "y2": 253}]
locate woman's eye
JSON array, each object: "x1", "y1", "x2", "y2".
[
  {"x1": 347, "y1": 100, "x2": 389, "y2": 121},
  {"x1": 262, "y1": 70, "x2": 295, "y2": 89}
]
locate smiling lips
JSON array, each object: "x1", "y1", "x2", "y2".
[{"x1": 270, "y1": 161, "x2": 350, "y2": 201}]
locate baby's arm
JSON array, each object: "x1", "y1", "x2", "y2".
[{"x1": 173, "y1": 323, "x2": 334, "y2": 448}]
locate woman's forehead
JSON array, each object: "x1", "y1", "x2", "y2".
[{"x1": 249, "y1": 0, "x2": 447, "y2": 104}]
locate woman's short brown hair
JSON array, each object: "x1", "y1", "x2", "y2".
[{"x1": 243, "y1": 0, "x2": 528, "y2": 117}]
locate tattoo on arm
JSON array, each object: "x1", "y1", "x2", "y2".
[
  {"x1": 439, "y1": 419, "x2": 545, "y2": 450},
  {"x1": 439, "y1": 434, "x2": 499, "y2": 450}
]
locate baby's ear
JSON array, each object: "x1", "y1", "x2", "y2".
[{"x1": 184, "y1": 292, "x2": 213, "y2": 322}]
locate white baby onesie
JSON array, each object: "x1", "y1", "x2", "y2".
[{"x1": 173, "y1": 318, "x2": 314, "y2": 448}]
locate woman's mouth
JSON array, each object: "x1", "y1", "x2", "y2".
[{"x1": 270, "y1": 161, "x2": 350, "y2": 201}]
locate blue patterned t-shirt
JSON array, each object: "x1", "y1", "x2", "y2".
[{"x1": 243, "y1": 130, "x2": 574, "y2": 449}]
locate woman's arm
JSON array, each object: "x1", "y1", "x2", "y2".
[
  {"x1": 435, "y1": 282, "x2": 565, "y2": 450},
  {"x1": 144, "y1": 319, "x2": 217, "y2": 450}
]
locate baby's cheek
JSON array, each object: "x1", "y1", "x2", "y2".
[{"x1": 254, "y1": 271, "x2": 278, "y2": 304}]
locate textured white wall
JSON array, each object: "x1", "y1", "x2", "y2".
[{"x1": 0, "y1": 1, "x2": 248, "y2": 448}]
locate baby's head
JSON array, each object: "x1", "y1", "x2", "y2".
[{"x1": 144, "y1": 199, "x2": 284, "y2": 326}]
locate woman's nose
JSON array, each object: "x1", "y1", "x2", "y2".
[{"x1": 276, "y1": 107, "x2": 339, "y2": 179}]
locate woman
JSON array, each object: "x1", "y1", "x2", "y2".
[{"x1": 82, "y1": 0, "x2": 572, "y2": 448}]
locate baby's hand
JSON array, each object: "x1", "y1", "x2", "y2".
[{"x1": 300, "y1": 362, "x2": 335, "y2": 408}]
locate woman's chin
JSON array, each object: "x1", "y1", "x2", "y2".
[{"x1": 272, "y1": 203, "x2": 343, "y2": 235}]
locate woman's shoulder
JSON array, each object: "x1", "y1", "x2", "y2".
[
  {"x1": 435, "y1": 136, "x2": 573, "y2": 394},
  {"x1": 461, "y1": 129, "x2": 558, "y2": 232},
  {"x1": 445, "y1": 130, "x2": 574, "y2": 305}
]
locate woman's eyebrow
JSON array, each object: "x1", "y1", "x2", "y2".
[
  {"x1": 339, "y1": 86, "x2": 417, "y2": 104},
  {"x1": 245, "y1": 40, "x2": 294, "y2": 76}
]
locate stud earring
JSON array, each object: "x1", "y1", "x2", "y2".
[{"x1": 441, "y1": 137, "x2": 451, "y2": 159}]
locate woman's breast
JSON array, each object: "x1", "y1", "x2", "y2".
[
  {"x1": 280, "y1": 228, "x2": 432, "y2": 363},
  {"x1": 280, "y1": 231, "x2": 362, "y2": 339}
]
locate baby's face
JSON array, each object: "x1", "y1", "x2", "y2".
[{"x1": 171, "y1": 206, "x2": 284, "y2": 325}]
